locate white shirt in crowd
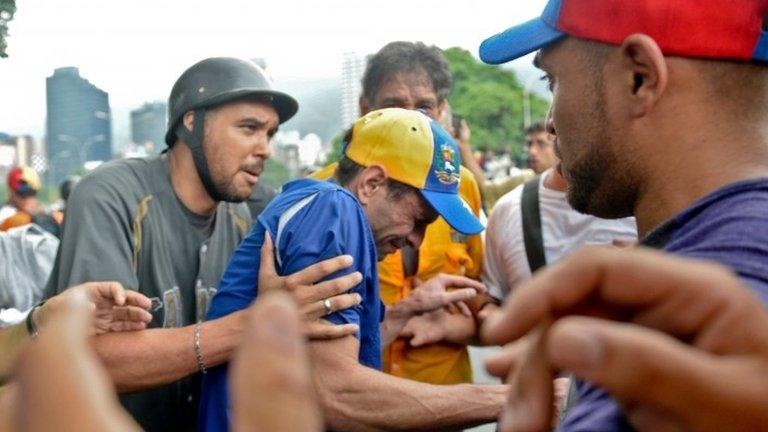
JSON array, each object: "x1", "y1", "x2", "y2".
[{"x1": 482, "y1": 168, "x2": 638, "y2": 301}]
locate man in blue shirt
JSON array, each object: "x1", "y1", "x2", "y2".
[
  {"x1": 478, "y1": 0, "x2": 768, "y2": 430},
  {"x1": 200, "y1": 108, "x2": 508, "y2": 431}
]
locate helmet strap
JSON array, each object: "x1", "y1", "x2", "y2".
[{"x1": 177, "y1": 108, "x2": 227, "y2": 202}]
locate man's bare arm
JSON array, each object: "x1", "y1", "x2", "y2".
[
  {"x1": 311, "y1": 334, "x2": 506, "y2": 431},
  {"x1": 95, "y1": 310, "x2": 245, "y2": 392},
  {"x1": 98, "y1": 248, "x2": 362, "y2": 392}
]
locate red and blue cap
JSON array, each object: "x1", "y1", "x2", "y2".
[
  {"x1": 7, "y1": 166, "x2": 41, "y2": 196},
  {"x1": 480, "y1": 0, "x2": 768, "y2": 65}
]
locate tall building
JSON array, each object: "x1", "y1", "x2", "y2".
[
  {"x1": 130, "y1": 101, "x2": 166, "y2": 155},
  {"x1": 340, "y1": 52, "x2": 366, "y2": 127},
  {"x1": 46, "y1": 67, "x2": 112, "y2": 185}
]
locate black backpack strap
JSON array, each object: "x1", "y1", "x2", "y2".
[{"x1": 521, "y1": 176, "x2": 546, "y2": 273}]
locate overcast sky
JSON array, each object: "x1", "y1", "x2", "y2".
[{"x1": 0, "y1": 0, "x2": 547, "y2": 137}]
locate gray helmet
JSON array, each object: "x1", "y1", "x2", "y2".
[
  {"x1": 163, "y1": 57, "x2": 298, "y2": 203},
  {"x1": 164, "y1": 57, "x2": 298, "y2": 146}
]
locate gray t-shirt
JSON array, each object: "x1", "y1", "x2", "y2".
[{"x1": 45, "y1": 155, "x2": 252, "y2": 432}]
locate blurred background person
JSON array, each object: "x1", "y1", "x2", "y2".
[{"x1": 0, "y1": 166, "x2": 60, "y2": 237}]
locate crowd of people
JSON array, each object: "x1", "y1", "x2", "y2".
[{"x1": 2, "y1": 0, "x2": 768, "y2": 431}]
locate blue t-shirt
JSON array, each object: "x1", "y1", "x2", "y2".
[
  {"x1": 198, "y1": 178, "x2": 383, "y2": 432},
  {"x1": 560, "y1": 178, "x2": 768, "y2": 432}
]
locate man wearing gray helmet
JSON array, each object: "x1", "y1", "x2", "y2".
[{"x1": 45, "y1": 57, "x2": 362, "y2": 431}]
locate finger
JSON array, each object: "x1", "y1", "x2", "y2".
[
  {"x1": 485, "y1": 337, "x2": 532, "y2": 378},
  {"x1": 457, "y1": 301, "x2": 472, "y2": 317},
  {"x1": 411, "y1": 288, "x2": 479, "y2": 314},
  {"x1": 442, "y1": 288, "x2": 478, "y2": 305},
  {"x1": 288, "y1": 255, "x2": 355, "y2": 287},
  {"x1": 477, "y1": 306, "x2": 497, "y2": 325},
  {"x1": 399, "y1": 325, "x2": 415, "y2": 338},
  {"x1": 87, "y1": 281, "x2": 126, "y2": 306},
  {"x1": 546, "y1": 316, "x2": 748, "y2": 429},
  {"x1": 305, "y1": 322, "x2": 359, "y2": 340},
  {"x1": 446, "y1": 303, "x2": 459, "y2": 315},
  {"x1": 107, "y1": 282, "x2": 126, "y2": 306},
  {"x1": 410, "y1": 332, "x2": 429, "y2": 347},
  {"x1": 437, "y1": 274, "x2": 486, "y2": 292},
  {"x1": 111, "y1": 306, "x2": 154, "y2": 325},
  {"x1": 301, "y1": 293, "x2": 362, "y2": 320},
  {"x1": 259, "y1": 232, "x2": 277, "y2": 279},
  {"x1": 123, "y1": 290, "x2": 152, "y2": 310},
  {"x1": 109, "y1": 320, "x2": 149, "y2": 332},
  {"x1": 482, "y1": 247, "x2": 748, "y2": 345},
  {"x1": 231, "y1": 291, "x2": 322, "y2": 432},
  {"x1": 499, "y1": 325, "x2": 555, "y2": 432},
  {"x1": 298, "y1": 271, "x2": 362, "y2": 305}
]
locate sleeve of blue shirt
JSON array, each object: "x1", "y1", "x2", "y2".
[{"x1": 276, "y1": 189, "x2": 374, "y2": 335}]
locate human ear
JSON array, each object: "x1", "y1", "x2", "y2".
[
  {"x1": 182, "y1": 110, "x2": 195, "y2": 131},
  {"x1": 619, "y1": 34, "x2": 668, "y2": 117},
  {"x1": 356, "y1": 165, "x2": 388, "y2": 205}
]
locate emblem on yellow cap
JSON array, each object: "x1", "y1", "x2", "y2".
[{"x1": 434, "y1": 144, "x2": 460, "y2": 185}]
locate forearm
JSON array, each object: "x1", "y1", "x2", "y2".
[
  {"x1": 379, "y1": 303, "x2": 414, "y2": 346},
  {"x1": 442, "y1": 314, "x2": 477, "y2": 345},
  {"x1": 0, "y1": 384, "x2": 16, "y2": 432},
  {"x1": 317, "y1": 362, "x2": 506, "y2": 431},
  {"x1": 94, "y1": 311, "x2": 245, "y2": 392},
  {"x1": 458, "y1": 143, "x2": 486, "y2": 192},
  {"x1": 0, "y1": 324, "x2": 30, "y2": 383}
]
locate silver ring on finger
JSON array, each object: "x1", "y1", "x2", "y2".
[{"x1": 323, "y1": 299, "x2": 333, "y2": 315}]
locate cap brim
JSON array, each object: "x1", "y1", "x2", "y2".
[
  {"x1": 199, "y1": 88, "x2": 299, "y2": 124},
  {"x1": 421, "y1": 190, "x2": 484, "y2": 236},
  {"x1": 479, "y1": 17, "x2": 566, "y2": 65}
]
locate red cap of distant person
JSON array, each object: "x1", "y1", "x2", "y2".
[
  {"x1": 480, "y1": 0, "x2": 768, "y2": 65},
  {"x1": 7, "y1": 166, "x2": 41, "y2": 195}
]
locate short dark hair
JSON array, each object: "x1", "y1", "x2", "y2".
[
  {"x1": 335, "y1": 155, "x2": 415, "y2": 201},
  {"x1": 362, "y1": 41, "x2": 452, "y2": 103},
  {"x1": 525, "y1": 120, "x2": 548, "y2": 136}
]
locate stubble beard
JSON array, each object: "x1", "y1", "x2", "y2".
[{"x1": 564, "y1": 79, "x2": 636, "y2": 219}]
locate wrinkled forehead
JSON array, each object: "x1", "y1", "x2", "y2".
[{"x1": 376, "y1": 70, "x2": 438, "y2": 98}]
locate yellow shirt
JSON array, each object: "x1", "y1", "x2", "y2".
[{"x1": 310, "y1": 164, "x2": 484, "y2": 384}]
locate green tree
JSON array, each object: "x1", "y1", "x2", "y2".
[
  {"x1": 323, "y1": 132, "x2": 345, "y2": 166},
  {"x1": 259, "y1": 159, "x2": 293, "y2": 191},
  {"x1": 444, "y1": 47, "x2": 550, "y2": 157},
  {"x1": 0, "y1": 0, "x2": 17, "y2": 58}
]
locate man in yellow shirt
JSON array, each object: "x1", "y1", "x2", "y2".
[{"x1": 353, "y1": 41, "x2": 485, "y2": 384}]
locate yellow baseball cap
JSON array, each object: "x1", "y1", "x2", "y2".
[{"x1": 343, "y1": 108, "x2": 483, "y2": 235}]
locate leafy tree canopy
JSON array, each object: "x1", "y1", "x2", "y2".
[
  {"x1": 0, "y1": 0, "x2": 17, "y2": 58},
  {"x1": 445, "y1": 47, "x2": 550, "y2": 156}
]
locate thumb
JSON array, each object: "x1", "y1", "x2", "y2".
[
  {"x1": 259, "y1": 233, "x2": 277, "y2": 282},
  {"x1": 547, "y1": 317, "x2": 723, "y2": 422}
]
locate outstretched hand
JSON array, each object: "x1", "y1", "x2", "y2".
[{"x1": 40, "y1": 282, "x2": 153, "y2": 335}]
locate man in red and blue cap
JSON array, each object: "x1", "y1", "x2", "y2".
[{"x1": 478, "y1": 0, "x2": 768, "y2": 430}]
